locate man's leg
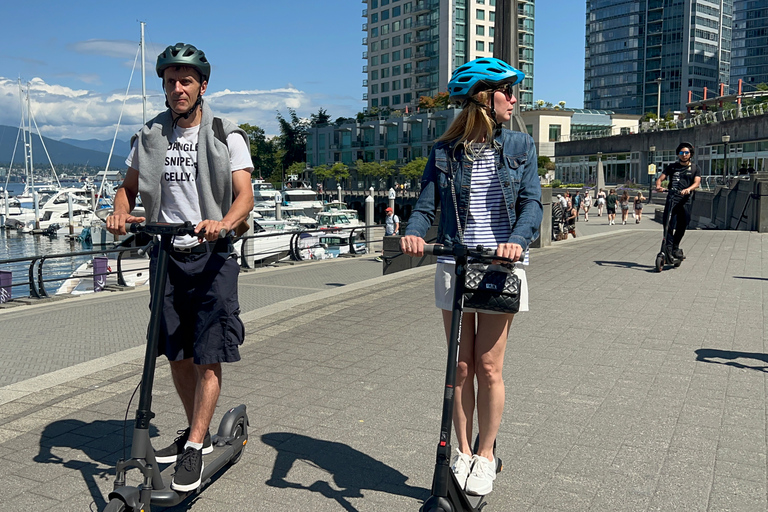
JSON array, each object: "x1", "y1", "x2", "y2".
[
  {"x1": 189, "y1": 363, "x2": 222, "y2": 444},
  {"x1": 170, "y1": 358, "x2": 197, "y2": 425}
]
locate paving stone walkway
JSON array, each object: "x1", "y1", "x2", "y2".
[{"x1": 1, "y1": 224, "x2": 768, "y2": 511}]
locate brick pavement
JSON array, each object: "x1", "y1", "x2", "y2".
[{"x1": 1, "y1": 225, "x2": 768, "y2": 511}]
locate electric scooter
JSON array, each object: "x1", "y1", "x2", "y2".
[
  {"x1": 654, "y1": 189, "x2": 685, "y2": 272},
  {"x1": 104, "y1": 222, "x2": 249, "y2": 512},
  {"x1": 420, "y1": 243, "x2": 508, "y2": 512}
]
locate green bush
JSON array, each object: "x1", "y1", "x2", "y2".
[{"x1": 550, "y1": 179, "x2": 562, "y2": 188}]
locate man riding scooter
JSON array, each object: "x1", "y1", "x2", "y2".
[{"x1": 655, "y1": 142, "x2": 701, "y2": 266}]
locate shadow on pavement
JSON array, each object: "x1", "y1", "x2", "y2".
[
  {"x1": 34, "y1": 419, "x2": 160, "y2": 511},
  {"x1": 262, "y1": 432, "x2": 428, "y2": 512},
  {"x1": 695, "y1": 348, "x2": 768, "y2": 372},
  {"x1": 595, "y1": 260, "x2": 657, "y2": 272},
  {"x1": 733, "y1": 276, "x2": 768, "y2": 282}
]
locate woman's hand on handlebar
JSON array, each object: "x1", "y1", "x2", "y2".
[
  {"x1": 106, "y1": 213, "x2": 146, "y2": 236},
  {"x1": 400, "y1": 235, "x2": 425, "y2": 257},
  {"x1": 496, "y1": 243, "x2": 523, "y2": 264}
]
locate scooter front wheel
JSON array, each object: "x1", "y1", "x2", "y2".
[
  {"x1": 655, "y1": 253, "x2": 664, "y2": 272},
  {"x1": 103, "y1": 498, "x2": 128, "y2": 512}
]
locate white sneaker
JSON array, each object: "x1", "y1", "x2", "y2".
[
  {"x1": 450, "y1": 449, "x2": 473, "y2": 490},
  {"x1": 465, "y1": 454, "x2": 496, "y2": 496}
]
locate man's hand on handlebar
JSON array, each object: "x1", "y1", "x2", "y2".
[
  {"x1": 106, "y1": 213, "x2": 146, "y2": 236},
  {"x1": 195, "y1": 219, "x2": 229, "y2": 242},
  {"x1": 400, "y1": 235, "x2": 425, "y2": 257}
]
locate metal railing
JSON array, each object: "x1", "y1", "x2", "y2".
[
  {"x1": 0, "y1": 244, "x2": 146, "y2": 300},
  {"x1": 0, "y1": 225, "x2": 390, "y2": 302}
]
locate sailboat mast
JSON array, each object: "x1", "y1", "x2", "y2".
[
  {"x1": 26, "y1": 83, "x2": 35, "y2": 190},
  {"x1": 141, "y1": 21, "x2": 147, "y2": 125},
  {"x1": 17, "y1": 79, "x2": 29, "y2": 184}
]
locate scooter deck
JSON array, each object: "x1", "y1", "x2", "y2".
[{"x1": 149, "y1": 441, "x2": 245, "y2": 507}]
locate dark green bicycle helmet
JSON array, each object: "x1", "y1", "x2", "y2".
[{"x1": 156, "y1": 43, "x2": 211, "y2": 82}]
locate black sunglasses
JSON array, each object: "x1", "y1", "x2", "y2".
[{"x1": 494, "y1": 83, "x2": 514, "y2": 99}]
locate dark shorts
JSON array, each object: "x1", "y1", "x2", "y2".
[
  {"x1": 149, "y1": 244, "x2": 244, "y2": 365},
  {"x1": 606, "y1": 207, "x2": 616, "y2": 214}
]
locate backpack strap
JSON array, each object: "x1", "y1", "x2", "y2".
[{"x1": 213, "y1": 117, "x2": 228, "y2": 147}]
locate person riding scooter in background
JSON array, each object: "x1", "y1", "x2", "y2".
[{"x1": 655, "y1": 142, "x2": 701, "y2": 262}]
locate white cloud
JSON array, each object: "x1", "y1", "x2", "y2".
[{"x1": 0, "y1": 76, "x2": 360, "y2": 141}]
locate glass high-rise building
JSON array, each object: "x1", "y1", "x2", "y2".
[
  {"x1": 362, "y1": 0, "x2": 534, "y2": 111},
  {"x1": 732, "y1": 0, "x2": 768, "y2": 87},
  {"x1": 584, "y1": 0, "x2": 732, "y2": 115}
]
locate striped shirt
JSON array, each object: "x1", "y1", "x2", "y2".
[{"x1": 439, "y1": 146, "x2": 529, "y2": 266}]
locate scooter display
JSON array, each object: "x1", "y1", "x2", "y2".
[
  {"x1": 420, "y1": 243, "x2": 508, "y2": 512},
  {"x1": 104, "y1": 222, "x2": 248, "y2": 512},
  {"x1": 654, "y1": 189, "x2": 685, "y2": 272}
]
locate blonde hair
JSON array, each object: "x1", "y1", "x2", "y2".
[{"x1": 438, "y1": 90, "x2": 496, "y2": 149}]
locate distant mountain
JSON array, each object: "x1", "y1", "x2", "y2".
[
  {"x1": 0, "y1": 125, "x2": 127, "y2": 169},
  {"x1": 60, "y1": 138, "x2": 130, "y2": 159}
]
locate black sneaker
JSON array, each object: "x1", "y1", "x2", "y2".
[
  {"x1": 155, "y1": 428, "x2": 213, "y2": 463},
  {"x1": 171, "y1": 446, "x2": 204, "y2": 492}
]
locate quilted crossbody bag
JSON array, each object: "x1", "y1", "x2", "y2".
[
  {"x1": 463, "y1": 263, "x2": 521, "y2": 314},
  {"x1": 448, "y1": 154, "x2": 521, "y2": 314}
]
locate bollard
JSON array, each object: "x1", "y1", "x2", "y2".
[
  {"x1": 0, "y1": 187, "x2": 6, "y2": 229},
  {"x1": 67, "y1": 193, "x2": 75, "y2": 235},
  {"x1": 388, "y1": 187, "x2": 396, "y2": 212},
  {"x1": 365, "y1": 194, "x2": 374, "y2": 246},
  {"x1": 0, "y1": 270, "x2": 11, "y2": 303},
  {"x1": 93, "y1": 256, "x2": 109, "y2": 292},
  {"x1": 275, "y1": 191, "x2": 282, "y2": 221},
  {"x1": 337, "y1": 185, "x2": 342, "y2": 204},
  {"x1": 33, "y1": 190, "x2": 40, "y2": 230},
  {"x1": 242, "y1": 212, "x2": 255, "y2": 268}
]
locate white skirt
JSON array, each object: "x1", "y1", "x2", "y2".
[{"x1": 434, "y1": 262, "x2": 529, "y2": 314}]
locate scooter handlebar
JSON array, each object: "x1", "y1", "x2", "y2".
[
  {"x1": 129, "y1": 222, "x2": 229, "y2": 239},
  {"x1": 423, "y1": 244, "x2": 512, "y2": 263}
]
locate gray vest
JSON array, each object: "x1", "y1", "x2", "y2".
[{"x1": 131, "y1": 103, "x2": 249, "y2": 222}]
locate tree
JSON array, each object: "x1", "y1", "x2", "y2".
[
  {"x1": 418, "y1": 92, "x2": 450, "y2": 110},
  {"x1": 538, "y1": 156, "x2": 555, "y2": 171},
  {"x1": 276, "y1": 108, "x2": 309, "y2": 171},
  {"x1": 286, "y1": 161, "x2": 307, "y2": 181},
  {"x1": 328, "y1": 162, "x2": 350, "y2": 187},
  {"x1": 399, "y1": 157, "x2": 428, "y2": 182},
  {"x1": 239, "y1": 123, "x2": 279, "y2": 179},
  {"x1": 310, "y1": 108, "x2": 331, "y2": 126}
]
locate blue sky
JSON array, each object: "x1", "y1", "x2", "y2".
[{"x1": 0, "y1": 0, "x2": 585, "y2": 141}]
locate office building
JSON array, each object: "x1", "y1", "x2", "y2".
[
  {"x1": 362, "y1": 0, "x2": 535, "y2": 112},
  {"x1": 731, "y1": 0, "x2": 768, "y2": 87},
  {"x1": 584, "y1": 0, "x2": 732, "y2": 115}
]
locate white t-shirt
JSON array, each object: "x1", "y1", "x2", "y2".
[{"x1": 126, "y1": 124, "x2": 253, "y2": 247}]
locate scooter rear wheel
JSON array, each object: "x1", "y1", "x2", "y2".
[
  {"x1": 228, "y1": 418, "x2": 247, "y2": 465},
  {"x1": 655, "y1": 253, "x2": 664, "y2": 272},
  {"x1": 104, "y1": 498, "x2": 128, "y2": 512}
]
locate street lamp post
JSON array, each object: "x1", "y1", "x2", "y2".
[
  {"x1": 656, "y1": 77, "x2": 663, "y2": 123},
  {"x1": 722, "y1": 134, "x2": 731, "y2": 180},
  {"x1": 648, "y1": 145, "x2": 656, "y2": 203}
]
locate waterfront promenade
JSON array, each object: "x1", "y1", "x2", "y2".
[{"x1": 2, "y1": 217, "x2": 768, "y2": 511}]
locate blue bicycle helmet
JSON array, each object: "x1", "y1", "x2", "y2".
[{"x1": 447, "y1": 58, "x2": 525, "y2": 101}]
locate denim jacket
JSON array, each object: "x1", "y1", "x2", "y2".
[{"x1": 405, "y1": 128, "x2": 543, "y2": 251}]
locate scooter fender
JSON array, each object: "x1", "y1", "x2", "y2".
[
  {"x1": 214, "y1": 404, "x2": 248, "y2": 445},
  {"x1": 107, "y1": 486, "x2": 143, "y2": 511}
]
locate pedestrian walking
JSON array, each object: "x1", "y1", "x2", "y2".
[
  {"x1": 619, "y1": 191, "x2": 630, "y2": 225},
  {"x1": 400, "y1": 57, "x2": 542, "y2": 497},
  {"x1": 606, "y1": 189, "x2": 618, "y2": 225},
  {"x1": 565, "y1": 200, "x2": 577, "y2": 238},
  {"x1": 634, "y1": 192, "x2": 646, "y2": 223},
  {"x1": 582, "y1": 193, "x2": 592, "y2": 222},
  {"x1": 596, "y1": 188, "x2": 606, "y2": 216}
]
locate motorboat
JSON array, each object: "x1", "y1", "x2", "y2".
[
  {"x1": 282, "y1": 180, "x2": 323, "y2": 217},
  {"x1": 55, "y1": 253, "x2": 151, "y2": 295},
  {"x1": 297, "y1": 231, "x2": 366, "y2": 260}
]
